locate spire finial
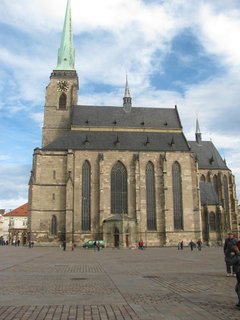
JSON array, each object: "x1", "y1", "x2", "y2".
[
  {"x1": 55, "y1": 0, "x2": 75, "y2": 70},
  {"x1": 195, "y1": 115, "x2": 202, "y2": 144},
  {"x1": 123, "y1": 74, "x2": 132, "y2": 112}
]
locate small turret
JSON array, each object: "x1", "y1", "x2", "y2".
[
  {"x1": 195, "y1": 117, "x2": 202, "y2": 144},
  {"x1": 123, "y1": 74, "x2": 132, "y2": 112}
]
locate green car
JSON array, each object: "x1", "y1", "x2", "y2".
[{"x1": 83, "y1": 240, "x2": 105, "y2": 249}]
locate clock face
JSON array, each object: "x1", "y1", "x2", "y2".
[{"x1": 57, "y1": 80, "x2": 69, "y2": 92}]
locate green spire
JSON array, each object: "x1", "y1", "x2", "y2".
[{"x1": 55, "y1": 0, "x2": 75, "y2": 70}]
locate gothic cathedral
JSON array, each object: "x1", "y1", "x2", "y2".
[{"x1": 28, "y1": 0, "x2": 238, "y2": 247}]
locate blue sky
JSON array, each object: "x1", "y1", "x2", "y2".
[{"x1": 1, "y1": 0, "x2": 240, "y2": 209}]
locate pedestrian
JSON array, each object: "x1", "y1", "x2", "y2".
[
  {"x1": 63, "y1": 241, "x2": 66, "y2": 251},
  {"x1": 196, "y1": 239, "x2": 202, "y2": 251},
  {"x1": 93, "y1": 241, "x2": 97, "y2": 251},
  {"x1": 224, "y1": 232, "x2": 237, "y2": 276},
  {"x1": 237, "y1": 239, "x2": 240, "y2": 251},
  {"x1": 97, "y1": 241, "x2": 101, "y2": 252},
  {"x1": 189, "y1": 240, "x2": 195, "y2": 251},
  {"x1": 180, "y1": 241, "x2": 184, "y2": 250},
  {"x1": 229, "y1": 245, "x2": 240, "y2": 308},
  {"x1": 138, "y1": 240, "x2": 144, "y2": 250},
  {"x1": 177, "y1": 242, "x2": 181, "y2": 250},
  {"x1": 17, "y1": 239, "x2": 20, "y2": 246}
]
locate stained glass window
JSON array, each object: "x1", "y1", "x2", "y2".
[
  {"x1": 146, "y1": 162, "x2": 156, "y2": 230},
  {"x1": 172, "y1": 162, "x2": 183, "y2": 230},
  {"x1": 111, "y1": 161, "x2": 128, "y2": 214},
  {"x1": 82, "y1": 161, "x2": 91, "y2": 231}
]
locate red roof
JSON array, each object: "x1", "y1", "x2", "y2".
[{"x1": 4, "y1": 203, "x2": 28, "y2": 217}]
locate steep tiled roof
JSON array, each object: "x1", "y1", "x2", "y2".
[
  {"x1": 71, "y1": 105, "x2": 183, "y2": 129},
  {"x1": 189, "y1": 141, "x2": 228, "y2": 170},
  {"x1": 43, "y1": 131, "x2": 190, "y2": 152},
  {"x1": 4, "y1": 203, "x2": 28, "y2": 217}
]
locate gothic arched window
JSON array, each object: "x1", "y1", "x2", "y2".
[
  {"x1": 146, "y1": 162, "x2": 156, "y2": 230},
  {"x1": 111, "y1": 161, "x2": 128, "y2": 214},
  {"x1": 51, "y1": 215, "x2": 57, "y2": 235},
  {"x1": 200, "y1": 175, "x2": 206, "y2": 182},
  {"x1": 209, "y1": 212, "x2": 216, "y2": 231},
  {"x1": 59, "y1": 93, "x2": 67, "y2": 110},
  {"x1": 172, "y1": 162, "x2": 183, "y2": 230},
  {"x1": 223, "y1": 175, "x2": 229, "y2": 211},
  {"x1": 82, "y1": 161, "x2": 91, "y2": 231},
  {"x1": 213, "y1": 175, "x2": 218, "y2": 195},
  {"x1": 216, "y1": 212, "x2": 222, "y2": 232}
]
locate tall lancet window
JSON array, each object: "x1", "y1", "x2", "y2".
[
  {"x1": 172, "y1": 162, "x2": 183, "y2": 230},
  {"x1": 213, "y1": 175, "x2": 219, "y2": 198},
  {"x1": 82, "y1": 161, "x2": 91, "y2": 231},
  {"x1": 146, "y1": 162, "x2": 156, "y2": 230},
  {"x1": 223, "y1": 176, "x2": 229, "y2": 210},
  {"x1": 59, "y1": 92, "x2": 67, "y2": 110},
  {"x1": 111, "y1": 161, "x2": 128, "y2": 214},
  {"x1": 51, "y1": 215, "x2": 57, "y2": 235}
]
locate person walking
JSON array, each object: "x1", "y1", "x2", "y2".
[
  {"x1": 224, "y1": 232, "x2": 237, "y2": 276},
  {"x1": 180, "y1": 241, "x2": 184, "y2": 250},
  {"x1": 229, "y1": 245, "x2": 240, "y2": 308},
  {"x1": 197, "y1": 239, "x2": 202, "y2": 251},
  {"x1": 189, "y1": 240, "x2": 195, "y2": 251},
  {"x1": 97, "y1": 241, "x2": 101, "y2": 252}
]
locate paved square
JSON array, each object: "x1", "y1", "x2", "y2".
[{"x1": 0, "y1": 246, "x2": 239, "y2": 319}]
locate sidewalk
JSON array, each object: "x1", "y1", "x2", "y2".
[{"x1": 0, "y1": 246, "x2": 239, "y2": 319}]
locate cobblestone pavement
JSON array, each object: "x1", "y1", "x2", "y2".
[{"x1": 0, "y1": 246, "x2": 239, "y2": 319}]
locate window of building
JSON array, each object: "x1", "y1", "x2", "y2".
[
  {"x1": 51, "y1": 215, "x2": 57, "y2": 235},
  {"x1": 172, "y1": 162, "x2": 183, "y2": 230},
  {"x1": 111, "y1": 161, "x2": 128, "y2": 215},
  {"x1": 213, "y1": 175, "x2": 219, "y2": 197},
  {"x1": 223, "y1": 175, "x2": 229, "y2": 211},
  {"x1": 53, "y1": 170, "x2": 56, "y2": 180},
  {"x1": 82, "y1": 161, "x2": 91, "y2": 231},
  {"x1": 146, "y1": 162, "x2": 156, "y2": 230},
  {"x1": 59, "y1": 93, "x2": 67, "y2": 110},
  {"x1": 200, "y1": 175, "x2": 205, "y2": 182},
  {"x1": 209, "y1": 212, "x2": 216, "y2": 231},
  {"x1": 223, "y1": 175, "x2": 230, "y2": 228},
  {"x1": 216, "y1": 212, "x2": 222, "y2": 232}
]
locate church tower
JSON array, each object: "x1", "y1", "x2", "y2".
[{"x1": 42, "y1": 0, "x2": 78, "y2": 147}]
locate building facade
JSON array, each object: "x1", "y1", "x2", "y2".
[
  {"x1": 3, "y1": 203, "x2": 28, "y2": 245},
  {"x1": 28, "y1": 0, "x2": 238, "y2": 247}
]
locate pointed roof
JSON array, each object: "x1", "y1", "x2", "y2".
[
  {"x1": 195, "y1": 116, "x2": 202, "y2": 144},
  {"x1": 123, "y1": 74, "x2": 132, "y2": 112},
  {"x1": 196, "y1": 117, "x2": 201, "y2": 134},
  {"x1": 55, "y1": 0, "x2": 75, "y2": 71},
  {"x1": 124, "y1": 75, "x2": 131, "y2": 98},
  {"x1": 189, "y1": 140, "x2": 228, "y2": 170},
  {"x1": 4, "y1": 203, "x2": 28, "y2": 217}
]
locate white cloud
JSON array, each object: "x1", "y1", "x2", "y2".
[{"x1": 198, "y1": 4, "x2": 240, "y2": 68}]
